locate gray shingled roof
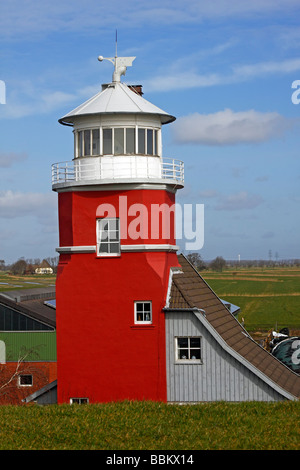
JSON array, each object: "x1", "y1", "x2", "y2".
[{"x1": 167, "y1": 254, "x2": 300, "y2": 400}]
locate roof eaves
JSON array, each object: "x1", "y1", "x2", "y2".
[
  {"x1": 192, "y1": 308, "x2": 299, "y2": 401},
  {"x1": 22, "y1": 380, "x2": 57, "y2": 403}
]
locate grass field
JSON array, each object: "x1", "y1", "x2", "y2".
[
  {"x1": 0, "y1": 401, "x2": 299, "y2": 450},
  {"x1": 0, "y1": 269, "x2": 299, "y2": 451},
  {"x1": 1, "y1": 267, "x2": 299, "y2": 334},
  {"x1": 0, "y1": 272, "x2": 56, "y2": 291},
  {"x1": 201, "y1": 267, "x2": 300, "y2": 334}
]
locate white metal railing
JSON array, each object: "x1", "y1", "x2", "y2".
[{"x1": 52, "y1": 156, "x2": 184, "y2": 185}]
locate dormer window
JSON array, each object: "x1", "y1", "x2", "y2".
[{"x1": 75, "y1": 127, "x2": 159, "y2": 158}]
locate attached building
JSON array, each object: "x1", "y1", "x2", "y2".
[
  {"x1": 0, "y1": 288, "x2": 57, "y2": 404},
  {"x1": 165, "y1": 255, "x2": 300, "y2": 402}
]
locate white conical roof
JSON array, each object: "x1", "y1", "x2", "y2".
[{"x1": 59, "y1": 82, "x2": 175, "y2": 126}]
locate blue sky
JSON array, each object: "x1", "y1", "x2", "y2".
[{"x1": 0, "y1": 0, "x2": 300, "y2": 263}]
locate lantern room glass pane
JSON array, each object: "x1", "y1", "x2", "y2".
[
  {"x1": 84, "y1": 130, "x2": 91, "y2": 156},
  {"x1": 138, "y1": 128, "x2": 145, "y2": 154},
  {"x1": 126, "y1": 128, "x2": 135, "y2": 154},
  {"x1": 78, "y1": 131, "x2": 83, "y2": 157},
  {"x1": 103, "y1": 128, "x2": 112, "y2": 154},
  {"x1": 114, "y1": 128, "x2": 124, "y2": 155},
  {"x1": 154, "y1": 130, "x2": 158, "y2": 155},
  {"x1": 147, "y1": 129, "x2": 153, "y2": 155},
  {"x1": 92, "y1": 129, "x2": 100, "y2": 155}
]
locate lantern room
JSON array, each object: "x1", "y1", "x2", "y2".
[{"x1": 52, "y1": 55, "x2": 183, "y2": 189}]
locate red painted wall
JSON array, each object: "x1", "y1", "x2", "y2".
[{"x1": 56, "y1": 188, "x2": 180, "y2": 403}]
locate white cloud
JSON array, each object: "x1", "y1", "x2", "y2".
[
  {"x1": 1, "y1": 0, "x2": 299, "y2": 38},
  {"x1": 215, "y1": 191, "x2": 263, "y2": 211},
  {"x1": 172, "y1": 109, "x2": 294, "y2": 146},
  {"x1": 0, "y1": 190, "x2": 56, "y2": 219},
  {"x1": 233, "y1": 58, "x2": 300, "y2": 80},
  {"x1": 145, "y1": 57, "x2": 300, "y2": 92},
  {"x1": 0, "y1": 152, "x2": 27, "y2": 168},
  {"x1": 2, "y1": 87, "x2": 77, "y2": 119}
]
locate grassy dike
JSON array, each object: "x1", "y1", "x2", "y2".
[{"x1": 0, "y1": 401, "x2": 299, "y2": 450}]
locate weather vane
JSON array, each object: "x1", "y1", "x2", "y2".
[{"x1": 98, "y1": 30, "x2": 136, "y2": 83}]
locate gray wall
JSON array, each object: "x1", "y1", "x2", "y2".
[{"x1": 165, "y1": 311, "x2": 287, "y2": 402}]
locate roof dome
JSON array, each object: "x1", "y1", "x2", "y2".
[{"x1": 59, "y1": 82, "x2": 175, "y2": 126}]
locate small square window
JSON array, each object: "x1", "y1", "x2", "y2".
[
  {"x1": 134, "y1": 301, "x2": 152, "y2": 324},
  {"x1": 70, "y1": 398, "x2": 89, "y2": 404},
  {"x1": 19, "y1": 374, "x2": 33, "y2": 386},
  {"x1": 176, "y1": 337, "x2": 201, "y2": 362}
]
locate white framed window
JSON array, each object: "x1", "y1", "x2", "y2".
[
  {"x1": 75, "y1": 127, "x2": 159, "y2": 158},
  {"x1": 175, "y1": 337, "x2": 201, "y2": 362},
  {"x1": 104, "y1": 127, "x2": 136, "y2": 155},
  {"x1": 97, "y1": 218, "x2": 120, "y2": 256},
  {"x1": 18, "y1": 374, "x2": 33, "y2": 386},
  {"x1": 137, "y1": 128, "x2": 158, "y2": 155},
  {"x1": 134, "y1": 301, "x2": 152, "y2": 324},
  {"x1": 70, "y1": 398, "x2": 89, "y2": 404}
]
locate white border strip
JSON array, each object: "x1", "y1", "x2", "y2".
[
  {"x1": 56, "y1": 246, "x2": 96, "y2": 253},
  {"x1": 121, "y1": 244, "x2": 179, "y2": 252},
  {"x1": 56, "y1": 244, "x2": 179, "y2": 254}
]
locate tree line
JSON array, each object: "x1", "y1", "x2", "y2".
[
  {"x1": 1, "y1": 254, "x2": 299, "y2": 275},
  {"x1": 0, "y1": 257, "x2": 58, "y2": 275},
  {"x1": 186, "y1": 253, "x2": 300, "y2": 272}
]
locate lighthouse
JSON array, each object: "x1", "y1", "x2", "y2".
[{"x1": 52, "y1": 52, "x2": 184, "y2": 403}]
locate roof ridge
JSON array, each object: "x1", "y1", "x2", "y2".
[{"x1": 119, "y1": 83, "x2": 144, "y2": 112}]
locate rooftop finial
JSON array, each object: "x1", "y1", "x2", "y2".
[{"x1": 98, "y1": 34, "x2": 135, "y2": 83}]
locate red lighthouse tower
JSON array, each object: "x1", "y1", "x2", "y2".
[{"x1": 52, "y1": 53, "x2": 184, "y2": 403}]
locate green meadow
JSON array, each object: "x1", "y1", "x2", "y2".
[
  {"x1": 1, "y1": 267, "x2": 299, "y2": 333},
  {"x1": 202, "y1": 267, "x2": 300, "y2": 333},
  {"x1": 0, "y1": 401, "x2": 298, "y2": 450},
  {"x1": 0, "y1": 268, "x2": 299, "y2": 451},
  {"x1": 0, "y1": 272, "x2": 56, "y2": 291}
]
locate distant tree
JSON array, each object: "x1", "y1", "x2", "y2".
[
  {"x1": 210, "y1": 256, "x2": 226, "y2": 272},
  {"x1": 45, "y1": 257, "x2": 58, "y2": 268},
  {"x1": 10, "y1": 259, "x2": 27, "y2": 275},
  {"x1": 186, "y1": 253, "x2": 207, "y2": 271}
]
